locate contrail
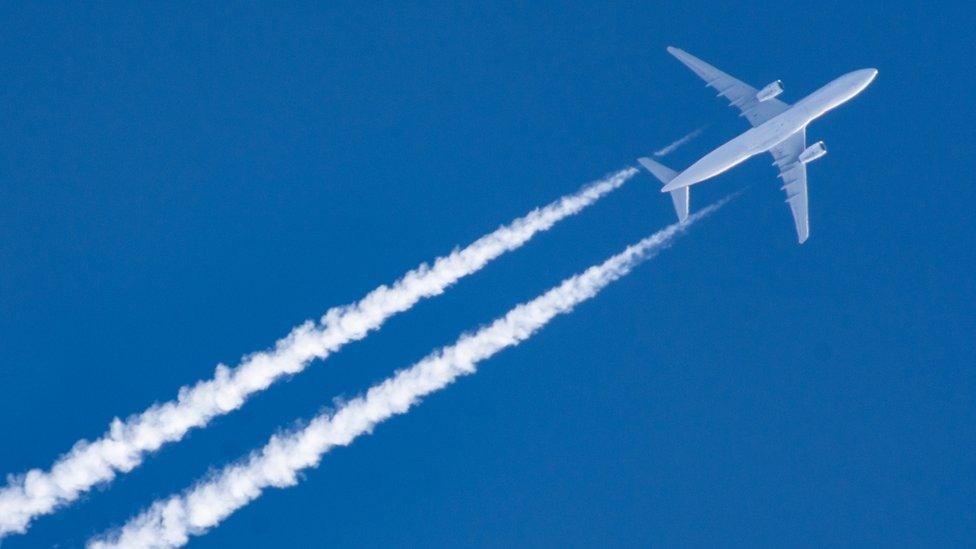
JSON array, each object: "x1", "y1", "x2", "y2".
[
  {"x1": 654, "y1": 127, "x2": 704, "y2": 157},
  {"x1": 88, "y1": 200, "x2": 727, "y2": 549},
  {"x1": 0, "y1": 168, "x2": 637, "y2": 539}
]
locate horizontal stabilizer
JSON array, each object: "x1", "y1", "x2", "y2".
[
  {"x1": 638, "y1": 156, "x2": 677, "y2": 183},
  {"x1": 638, "y1": 157, "x2": 689, "y2": 222}
]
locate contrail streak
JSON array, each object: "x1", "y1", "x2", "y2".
[
  {"x1": 0, "y1": 168, "x2": 637, "y2": 539},
  {"x1": 88, "y1": 200, "x2": 727, "y2": 549},
  {"x1": 654, "y1": 127, "x2": 704, "y2": 157}
]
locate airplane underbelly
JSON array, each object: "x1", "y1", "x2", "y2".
[
  {"x1": 672, "y1": 114, "x2": 805, "y2": 188},
  {"x1": 704, "y1": 121, "x2": 802, "y2": 175},
  {"x1": 685, "y1": 136, "x2": 762, "y2": 182},
  {"x1": 757, "y1": 121, "x2": 803, "y2": 150}
]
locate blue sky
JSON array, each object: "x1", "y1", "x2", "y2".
[{"x1": 0, "y1": 2, "x2": 972, "y2": 546}]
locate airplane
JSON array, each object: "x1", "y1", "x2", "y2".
[{"x1": 639, "y1": 46, "x2": 877, "y2": 243}]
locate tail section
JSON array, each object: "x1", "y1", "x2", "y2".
[{"x1": 638, "y1": 157, "x2": 689, "y2": 222}]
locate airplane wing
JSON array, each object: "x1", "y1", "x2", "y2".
[
  {"x1": 768, "y1": 130, "x2": 810, "y2": 243},
  {"x1": 667, "y1": 47, "x2": 790, "y2": 127}
]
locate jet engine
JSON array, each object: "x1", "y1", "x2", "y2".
[
  {"x1": 799, "y1": 141, "x2": 827, "y2": 164},
  {"x1": 755, "y1": 80, "x2": 783, "y2": 102}
]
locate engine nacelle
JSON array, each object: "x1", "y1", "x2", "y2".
[
  {"x1": 755, "y1": 80, "x2": 783, "y2": 102},
  {"x1": 799, "y1": 141, "x2": 827, "y2": 164}
]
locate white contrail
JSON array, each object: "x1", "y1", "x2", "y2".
[
  {"x1": 0, "y1": 168, "x2": 637, "y2": 539},
  {"x1": 88, "y1": 200, "x2": 726, "y2": 549},
  {"x1": 654, "y1": 127, "x2": 704, "y2": 157}
]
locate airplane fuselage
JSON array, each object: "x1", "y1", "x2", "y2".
[{"x1": 663, "y1": 68, "x2": 878, "y2": 191}]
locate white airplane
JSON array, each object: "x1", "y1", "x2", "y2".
[{"x1": 639, "y1": 46, "x2": 877, "y2": 243}]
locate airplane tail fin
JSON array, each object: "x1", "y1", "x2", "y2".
[{"x1": 638, "y1": 157, "x2": 689, "y2": 222}]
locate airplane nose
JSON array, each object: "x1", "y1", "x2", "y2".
[{"x1": 847, "y1": 68, "x2": 877, "y2": 94}]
